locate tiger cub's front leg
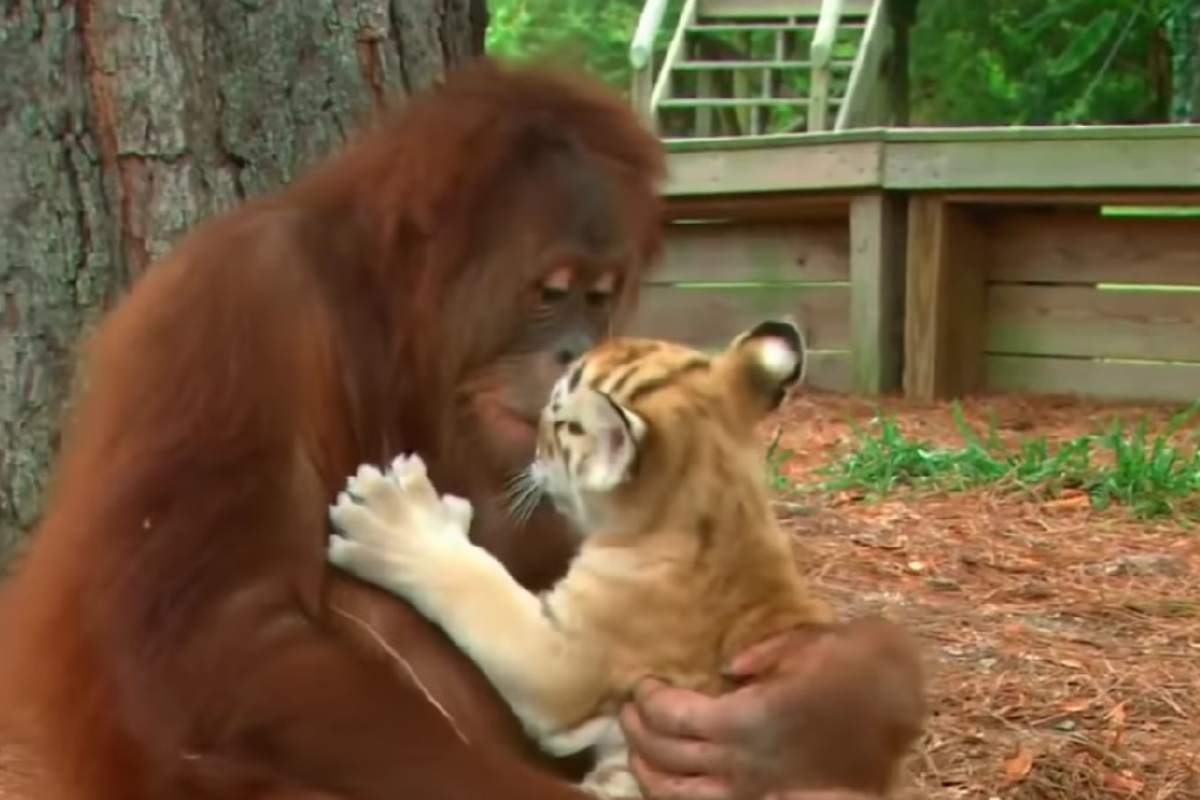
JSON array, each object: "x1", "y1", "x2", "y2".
[{"x1": 326, "y1": 454, "x2": 607, "y2": 752}]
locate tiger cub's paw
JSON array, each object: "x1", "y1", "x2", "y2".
[
  {"x1": 327, "y1": 453, "x2": 474, "y2": 569},
  {"x1": 580, "y1": 764, "x2": 642, "y2": 800}
]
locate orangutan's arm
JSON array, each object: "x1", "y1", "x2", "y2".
[{"x1": 198, "y1": 579, "x2": 592, "y2": 800}]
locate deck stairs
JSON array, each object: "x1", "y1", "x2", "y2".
[{"x1": 630, "y1": 0, "x2": 896, "y2": 139}]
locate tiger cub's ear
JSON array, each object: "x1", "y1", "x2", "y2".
[
  {"x1": 727, "y1": 318, "x2": 807, "y2": 414},
  {"x1": 574, "y1": 389, "x2": 647, "y2": 492}
]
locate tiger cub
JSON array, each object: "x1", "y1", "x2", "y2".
[{"x1": 326, "y1": 319, "x2": 835, "y2": 798}]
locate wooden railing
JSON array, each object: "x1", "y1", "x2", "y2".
[
  {"x1": 629, "y1": 0, "x2": 895, "y2": 138},
  {"x1": 629, "y1": 0, "x2": 674, "y2": 128},
  {"x1": 649, "y1": 0, "x2": 698, "y2": 134},
  {"x1": 836, "y1": 0, "x2": 892, "y2": 129},
  {"x1": 808, "y1": 0, "x2": 845, "y2": 131}
]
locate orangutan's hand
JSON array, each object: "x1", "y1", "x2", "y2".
[{"x1": 618, "y1": 618, "x2": 926, "y2": 800}]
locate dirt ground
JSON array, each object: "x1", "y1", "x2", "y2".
[{"x1": 770, "y1": 391, "x2": 1200, "y2": 800}]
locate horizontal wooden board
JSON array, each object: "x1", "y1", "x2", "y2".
[
  {"x1": 885, "y1": 136, "x2": 1200, "y2": 190},
  {"x1": 664, "y1": 141, "x2": 882, "y2": 196},
  {"x1": 986, "y1": 355, "x2": 1200, "y2": 404},
  {"x1": 986, "y1": 285, "x2": 1200, "y2": 363},
  {"x1": 626, "y1": 285, "x2": 850, "y2": 351},
  {"x1": 664, "y1": 193, "x2": 852, "y2": 223},
  {"x1": 985, "y1": 210, "x2": 1200, "y2": 285},
  {"x1": 881, "y1": 123, "x2": 1200, "y2": 144},
  {"x1": 665, "y1": 130, "x2": 885, "y2": 156},
  {"x1": 653, "y1": 220, "x2": 850, "y2": 284},
  {"x1": 662, "y1": 124, "x2": 1200, "y2": 157},
  {"x1": 942, "y1": 191, "x2": 1200, "y2": 207},
  {"x1": 697, "y1": 0, "x2": 873, "y2": 18},
  {"x1": 665, "y1": 137, "x2": 1200, "y2": 196}
]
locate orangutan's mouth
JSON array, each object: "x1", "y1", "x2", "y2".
[
  {"x1": 500, "y1": 407, "x2": 538, "y2": 435},
  {"x1": 483, "y1": 397, "x2": 539, "y2": 452},
  {"x1": 494, "y1": 400, "x2": 537, "y2": 431}
]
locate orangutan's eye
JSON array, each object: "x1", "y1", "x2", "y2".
[
  {"x1": 541, "y1": 285, "x2": 569, "y2": 304},
  {"x1": 590, "y1": 271, "x2": 618, "y2": 306},
  {"x1": 539, "y1": 266, "x2": 572, "y2": 305}
]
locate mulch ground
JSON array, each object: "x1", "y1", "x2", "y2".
[{"x1": 770, "y1": 391, "x2": 1199, "y2": 800}]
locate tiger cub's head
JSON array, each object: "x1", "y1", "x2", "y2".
[{"x1": 527, "y1": 319, "x2": 805, "y2": 535}]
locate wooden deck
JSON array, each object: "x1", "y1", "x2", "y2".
[
  {"x1": 625, "y1": 125, "x2": 1200, "y2": 403},
  {"x1": 662, "y1": 124, "x2": 1200, "y2": 194}
]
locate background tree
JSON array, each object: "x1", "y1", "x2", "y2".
[
  {"x1": 1167, "y1": 0, "x2": 1200, "y2": 119},
  {"x1": 0, "y1": 0, "x2": 487, "y2": 570},
  {"x1": 908, "y1": 0, "x2": 1177, "y2": 125},
  {"x1": 486, "y1": 0, "x2": 652, "y2": 90},
  {"x1": 485, "y1": 0, "x2": 1199, "y2": 126}
]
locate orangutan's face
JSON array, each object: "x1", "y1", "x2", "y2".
[{"x1": 455, "y1": 144, "x2": 651, "y2": 474}]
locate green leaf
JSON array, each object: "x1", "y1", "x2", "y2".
[{"x1": 1048, "y1": 10, "x2": 1120, "y2": 78}]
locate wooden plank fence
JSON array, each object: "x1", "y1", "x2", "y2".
[
  {"x1": 626, "y1": 193, "x2": 905, "y2": 395},
  {"x1": 627, "y1": 212, "x2": 857, "y2": 392},
  {"x1": 632, "y1": 125, "x2": 1200, "y2": 404}
]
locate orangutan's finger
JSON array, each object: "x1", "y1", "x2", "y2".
[
  {"x1": 721, "y1": 631, "x2": 792, "y2": 680},
  {"x1": 629, "y1": 678, "x2": 719, "y2": 740},
  {"x1": 629, "y1": 751, "x2": 730, "y2": 800},
  {"x1": 724, "y1": 624, "x2": 834, "y2": 680},
  {"x1": 620, "y1": 701, "x2": 730, "y2": 778}
]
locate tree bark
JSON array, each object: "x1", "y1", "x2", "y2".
[{"x1": 0, "y1": 0, "x2": 488, "y2": 571}]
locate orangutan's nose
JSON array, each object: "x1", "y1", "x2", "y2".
[{"x1": 553, "y1": 329, "x2": 593, "y2": 368}]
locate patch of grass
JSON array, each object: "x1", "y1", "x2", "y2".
[
  {"x1": 1088, "y1": 409, "x2": 1200, "y2": 517},
  {"x1": 765, "y1": 426, "x2": 798, "y2": 494},
  {"x1": 808, "y1": 401, "x2": 1200, "y2": 520}
]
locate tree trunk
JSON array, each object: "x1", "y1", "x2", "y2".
[
  {"x1": 0, "y1": 0, "x2": 489, "y2": 571},
  {"x1": 1169, "y1": 0, "x2": 1200, "y2": 120}
]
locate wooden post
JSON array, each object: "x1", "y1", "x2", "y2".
[
  {"x1": 903, "y1": 196, "x2": 988, "y2": 400},
  {"x1": 850, "y1": 193, "x2": 906, "y2": 393}
]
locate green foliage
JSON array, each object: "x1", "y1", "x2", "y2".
[
  {"x1": 811, "y1": 402, "x2": 1200, "y2": 521},
  {"x1": 1088, "y1": 408, "x2": 1200, "y2": 516},
  {"x1": 765, "y1": 427, "x2": 798, "y2": 494},
  {"x1": 910, "y1": 0, "x2": 1182, "y2": 125},
  {"x1": 484, "y1": 0, "x2": 1196, "y2": 126},
  {"x1": 486, "y1": 0, "x2": 680, "y2": 96}
]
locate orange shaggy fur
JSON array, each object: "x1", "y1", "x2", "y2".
[{"x1": 0, "y1": 60, "x2": 665, "y2": 800}]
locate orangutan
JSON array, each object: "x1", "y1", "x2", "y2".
[{"x1": 0, "y1": 60, "x2": 923, "y2": 800}]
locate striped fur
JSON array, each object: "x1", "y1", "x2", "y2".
[{"x1": 509, "y1": 323, "x2": 835, "y2": 794}]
